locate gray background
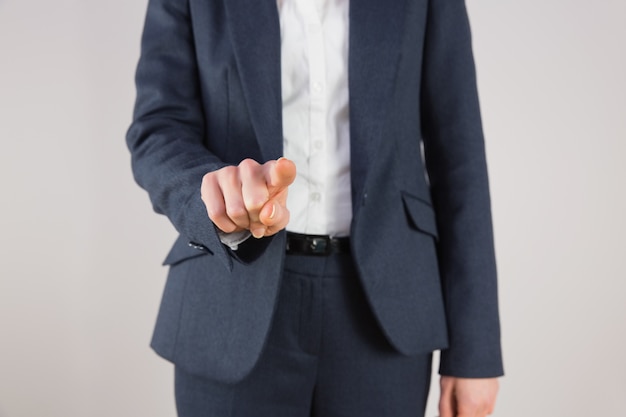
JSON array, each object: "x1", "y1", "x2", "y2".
[{"x1": 1, "y1": 0, "x2": 624, "y2": 415}]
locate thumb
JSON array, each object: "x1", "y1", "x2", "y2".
[{"x1": 265, "y1": 157, "x2": 296, "y2": 196}]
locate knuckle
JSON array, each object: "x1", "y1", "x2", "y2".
[
  {"x1": 238, "y1": 158, "x2": 258, "y2": 174},
  {"x1": 244, "y1": 195, "x2": 266, "y2": 211},
  {"x1": 201, "y1": 172, "x2": 217, "y2": 189},
  {"x1": 226, "y1": 204, "x2": 248, "y2": 220},
  {"x1": 206, "y1": 205, "x2": 226, "y2": 222},
  {"x1": 216, "y1": 166, "x2": 237, "y2": 182},
  {"x1": 204, "y1": 166, "x2": 237, "y2": 188}
]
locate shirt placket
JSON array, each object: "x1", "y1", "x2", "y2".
[{"x1": 300, "y1": 0, "x2": 327, "y2": 234}]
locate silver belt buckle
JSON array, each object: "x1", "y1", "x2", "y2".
[{"x1": 309, "y1": 236, "x2": 330, "y2": 255}]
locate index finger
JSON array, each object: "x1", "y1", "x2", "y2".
[{"x1": 264, "y1": 157, "x2": 296, "y2": 197}]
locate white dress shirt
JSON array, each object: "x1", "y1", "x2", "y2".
[
  {"x1": 278, "y1": 0, "x2": 352, "y2": 237},
  {"x1": 220, "y1": 0, "x2": 351, "y2": 249}
]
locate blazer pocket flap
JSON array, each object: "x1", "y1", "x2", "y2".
[
  {"x1": 402, "y1": 192, "x2": 439, "y2": 240},
  {"x1": 163, "y1": 235, "x2": 212, "y2": 266}
]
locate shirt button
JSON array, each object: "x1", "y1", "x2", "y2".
[
  {"x1": 314, "y1": 140, "x2": 323, "y2": 150},
  {"x1": 310, "y1": 192, "x2": 321, "y2": 202},
  {"x1": 312, "y1": 82, "x2": 323, "y2": 94}
]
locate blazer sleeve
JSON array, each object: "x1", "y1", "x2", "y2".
[
  {"x1": 420, "y1": 0, "x2": 504, "y2": 378},
  {"x1": 126, "y1": 0, "x2": 243, "y2": 269}
]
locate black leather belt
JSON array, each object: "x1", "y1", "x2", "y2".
[{"x1": 286, "y1": 232, "x2": 351, "y2": 256}]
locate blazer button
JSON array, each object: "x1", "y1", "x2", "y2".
[{"x1": 188, "y1": 241, "x2": 209, "y2": 252}]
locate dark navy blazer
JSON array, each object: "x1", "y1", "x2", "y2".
[{"x1": 127, "y1": 0, "x2": 503, "y2": 383}]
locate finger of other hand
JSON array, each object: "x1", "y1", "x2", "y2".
[{"x1": 438, "y1": 380, "x2": 455, "y2": 417}]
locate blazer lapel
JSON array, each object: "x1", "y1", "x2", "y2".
[
  {"x1": 349, "y1": 0, "x2": 408, "y2": 206},
  {"x1": 224, "y1": 0, "x2": 408, "y2": 198},
  {"x1": 225, "y1": 0, "x2": 283, "y2": 161}
]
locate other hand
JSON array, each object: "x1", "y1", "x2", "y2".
[
  {"x1": 201, "y1": 157, "x2": 296, "y2": 238},
  {"x1": 439, "y1": 376, "x2": 499, "y2": 417}
]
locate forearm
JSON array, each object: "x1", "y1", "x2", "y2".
[{"x1": 126, "y1": 0, "x2": 229, "y2": 259}]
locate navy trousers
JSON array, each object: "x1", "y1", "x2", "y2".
[{"x1": 175, "y1": 252, "x2": 433, "y2": 417}]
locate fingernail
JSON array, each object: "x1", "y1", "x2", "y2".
[
  {"x1": 269, "y1": 203, "x2": 276, "y2": 220},
  {"x1": 252, "y1": 228, "x2": 265, "y2": 239}
]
